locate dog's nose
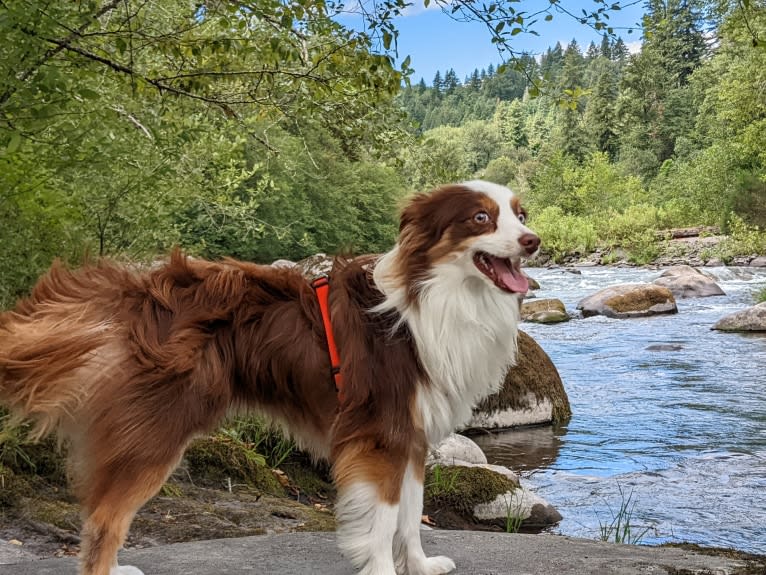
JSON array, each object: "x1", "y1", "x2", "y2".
[{"x1": 519, "y1": 233, "x2": 540, "y2": 255}]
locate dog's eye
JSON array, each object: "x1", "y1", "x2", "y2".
[
  {"x1": 518, "y1": 212, "x2": 527, "y2": 224},
  {"x1": 474, "y1": 211, "x2": 490, "y2": 224}
]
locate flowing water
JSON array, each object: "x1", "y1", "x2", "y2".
[{"x1": 472, "y1": 265, "x2": 766, "y2": 554}]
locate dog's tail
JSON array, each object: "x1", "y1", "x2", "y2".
[{"x1": 0, "y1": 296, "x2": 114, "y2": 439}]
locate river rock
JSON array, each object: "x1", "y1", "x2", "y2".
[
  {"x1": 652, "y1": 265, "x2": 725, "y2": 298},
  {"x1": 521, "y1": 299, "x2": 569, "y2": 324},
  {"x1": 429, "y1": 433, "x2": 488, "y2": 466},
  {"x1": 750, "y1": 256, "x2": 766, "y2": 267},
  {"x1": 525, "y1": 274, "x2": 540, "y2": 290},
  {"x1": 712, "y1": 302, "x2": 766, "y2": 332},
  {"x1": 425, "y1": 436, "x2": 561, "y2": 531},
  {"x1": 469, "y1": 331, "x2": 571, "y2": 430},
  {"x1": 577, "y1": 284, "x2": 677, "y2": 319},
  {"x1": 471, "y1": 474, "x2": 563, "y2": 529}
]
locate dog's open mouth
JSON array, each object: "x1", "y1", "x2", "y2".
[{"x1": 473, "y1": 251, "x2": 529, "y2": 293}]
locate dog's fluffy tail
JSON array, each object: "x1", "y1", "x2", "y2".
[{"x1": 0, "y1": 301, "x2": 113, "y2": 439}]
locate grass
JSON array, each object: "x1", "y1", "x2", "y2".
[
  {"x1": 755, "y1": 286, "x2": 766, "y2": 304},
  {"x1": 503, "y1": 490, "x2": 525, "y2": 534},
  {"x1": 218, "y1": 416, "x2": 296, "y2": 469},
  {"x1": 426, "y1": 464, "x2": 462, "y2": 498},
  {"x1": 597, "y1": 484, "x2": 655, "y2": 545}
]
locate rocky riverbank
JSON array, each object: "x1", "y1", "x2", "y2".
[{"x1": 534, "y1": 227, "x2": 766, "y2": 269}]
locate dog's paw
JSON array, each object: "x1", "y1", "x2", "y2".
[
  {"x1": 411, "y1": 555, "x2": 456, "y2": 575},
  {"x1": 110, "y1": 566, "x2": 145, "y2": 575}
]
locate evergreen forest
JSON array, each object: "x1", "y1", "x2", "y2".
[{"x1": 2, "y1": 0, "x2": 765, "y2": 308}]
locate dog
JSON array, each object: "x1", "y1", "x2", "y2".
[{"x1": 0, "y1": 180, "x2": 539, "y2": 575}]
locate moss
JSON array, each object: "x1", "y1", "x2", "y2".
[
  {"x1": 185, "y1": 436, "x2": 283, "y2": 495},
  {"x1": 604, "y1": 287, "x2": 674, "y2": 314},
  {"x1": 424, "y1": 466, "x2": 518, "y2": 520},
  {"x1": 279, "y1": 455, "x2": 335, "y2": 503},
  {"x1": 474, "y1": 331, "x2": 572, "y2": 423}
]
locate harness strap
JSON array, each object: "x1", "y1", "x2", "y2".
[{"x1": 311, "y1": 276, "x2": 344, "y2": 401}]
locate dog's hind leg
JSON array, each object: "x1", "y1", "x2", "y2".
[
  {"x1": 333, "y1": 441, "x2": 407, "y2": 575},
  {"x1": 77, "y1": 457, "x2": 180, "y2": 575}
]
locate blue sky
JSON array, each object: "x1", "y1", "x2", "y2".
[{"x1": 342, "y1": 1, "x2": 647, "y2": 84}]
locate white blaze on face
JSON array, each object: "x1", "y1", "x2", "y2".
[{"x1": 460, "y1": 180, "x2": 536, "y2": 293}]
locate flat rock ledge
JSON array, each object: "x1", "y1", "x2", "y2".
[
  {"x1": 578, "y1": 283, "x2": 678, "y2": 319},
  {"x1": 712, "y1": 302, "x2": 766, "y2": 332},
  {"x1": 2, "y1": 531, "x2": 756, "y2": 575}
]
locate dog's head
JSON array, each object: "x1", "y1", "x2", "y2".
[{"x1": 394, "y1": 180, "x2": 539, "y2": 299}]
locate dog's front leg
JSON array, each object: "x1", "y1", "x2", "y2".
[
  {"x1": 333, "y1": 442, "x2": 402, "y2": 575},
  {"x1": 393, "y1": 460, "x2": 456, "y2": 575}
]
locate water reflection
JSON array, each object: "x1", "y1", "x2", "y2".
[{"x1": 470, "y1": 424, "x2": 567, "y2": 473}]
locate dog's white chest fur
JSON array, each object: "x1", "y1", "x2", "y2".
[{"x1": 374, "y1": 251, "x2": 521, "y2": 444}]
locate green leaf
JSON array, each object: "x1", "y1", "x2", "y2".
[
  {"x1": 511, "y1": 27, "x2": 522, "y2": 36},
  {"x1": 5, "y1": 132, "x2": 21, "y2": 154},
  {"x1": 545, "y1": 14, "x2": 553, "y2": 21}
]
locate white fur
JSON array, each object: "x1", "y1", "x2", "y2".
[
  {"x1": 374, "y1": 181, "x2": 529, "y2": 444},
  {"x1": 394, "y1": 464, "x2": 456, "y2": 575},
  {"x1": 336, "y1": 482, "x2": 399, "y2": 575}
]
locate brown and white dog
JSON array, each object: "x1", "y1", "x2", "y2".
[{"x1": 0, "y1": 180, "x2": 539, "y2": 575}]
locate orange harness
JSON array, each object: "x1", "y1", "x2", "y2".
[{"x1": 311, "y1": 276, "x2": 344, "y2": 402}]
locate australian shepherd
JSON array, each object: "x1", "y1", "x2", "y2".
[{"x1": 0, "y1": 180, "x2": 539, "y2": 575}]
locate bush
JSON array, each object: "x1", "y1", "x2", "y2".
[
  {"x1": 713, "y1": 214, "x2": 766, "y2": 262},
  {"x1": 533, "y1": 206, "x2": 597, "y2": 262}
]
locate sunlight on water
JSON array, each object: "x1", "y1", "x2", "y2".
[{"x1": 473, "y1": 266, "x2": 766, "y2": 553}]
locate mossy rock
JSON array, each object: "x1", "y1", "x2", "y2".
[
  {"x1": 185, "y1": 436, "x2": 283, "y2": 495},
  {"x1": 472, "y1": 331, "x2": 571, "y2": 425},
  {"x1": 578, "y1": 283, "x2": 677, "y2": 319},
  {"x1": 424, "y1": 465, "x2": 519, "y2": 520}
]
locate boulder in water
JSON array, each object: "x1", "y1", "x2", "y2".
[
  {"x1": 577, "y1": 284, "x2": 677, "y2": 319},
  {"x1": 521, "y1": 299, "x2": 569, "y2": 324},
  {"x1": 652, "y1": 265, "x2": 725, "y2": 298},
  {"x1": 469, "y1": 331, "x2": 571, "y2": 429},
  {"x1": 712, "y1": 302, "x2": 766, "y2": 332}
]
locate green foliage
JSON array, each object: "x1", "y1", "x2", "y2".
[
  {"x1": 426, "y1": 464, "x2": 462, "y2": 498},
  {"x1": 217, "y1": 417, "x2": 296, "y2": 470},
  {"x1": 755, "y1": 287, "x2": 766, "y2": 304},
  {"x1": 532, "y1": 207, "x2": 598, "y2": 262},
  {"x1": 712, "y1": 215, "x2": 766, "y2": 263}
]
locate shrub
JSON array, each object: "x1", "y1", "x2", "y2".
[
  {"x1": 533, "y1": 206, "x2": 597, "y2": 262},
  {"x1": 713, "y1": 214, "x2": 766, "y2": 262}
]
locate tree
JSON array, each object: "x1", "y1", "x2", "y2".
[
  {"x1": 550, "y1": 40, "x2": 589, "y2": 160},
  {"x1": 600, "y1": 34, "x2": 613, "y2": 59},
  {"x1": 584, "y1": 59, "x2": 620, "y2": 158}
]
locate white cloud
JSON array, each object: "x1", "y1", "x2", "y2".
[{"x1": 626, "y1": 40, "x2": 642, "y2": 54}]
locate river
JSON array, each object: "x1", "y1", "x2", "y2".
[{"x1": 472, "y1": 265, "x2": 766, "y2": 554}]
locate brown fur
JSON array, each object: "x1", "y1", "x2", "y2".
[
  {"x1": 394, "y1": 184, "x2": 501, "y2": 303},
  {"x1": 0, "y1": 250, "x2": 423, "y2": 575}
]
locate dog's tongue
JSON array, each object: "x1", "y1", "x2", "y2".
[{"x1": 489, "y1": 256, "x2": 529, "y2": 293}]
